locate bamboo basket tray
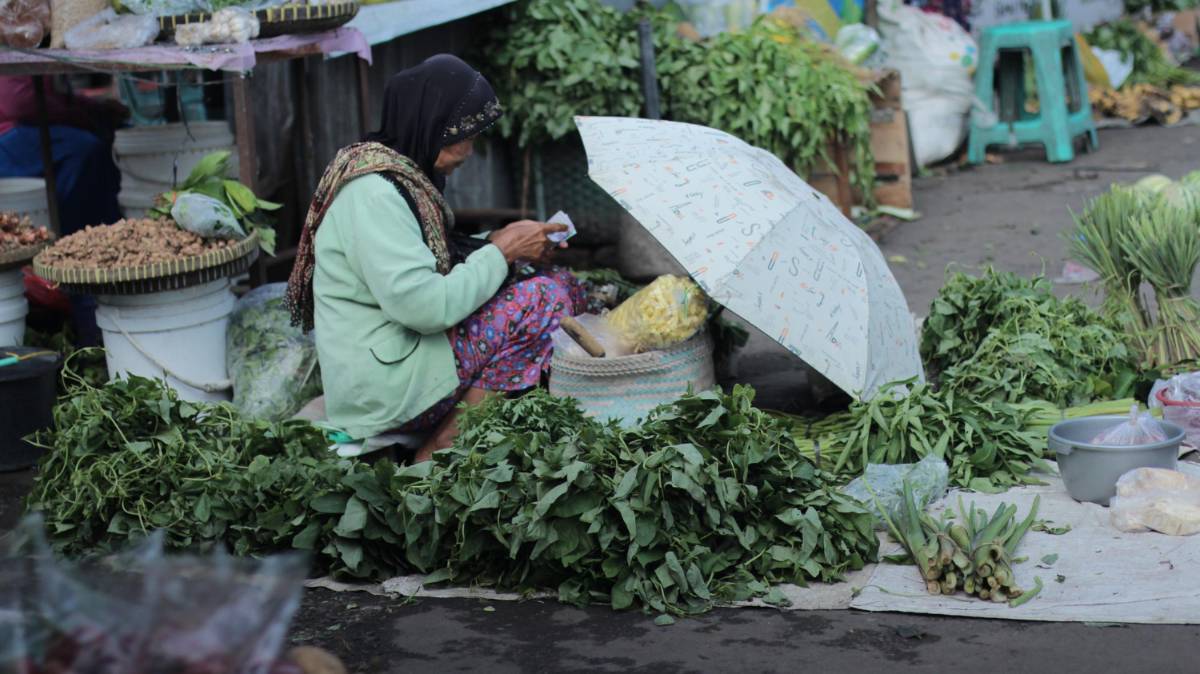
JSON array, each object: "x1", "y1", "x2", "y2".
[
  {"x1": 33, "y1": 232, "x2": 259, "y2": 296},
  {"x1": 158, "y1": 2, "x2": 359, "y2": 39},
  {"x1": 0, "y1": 239, "x2": 52, "y2": 273}
]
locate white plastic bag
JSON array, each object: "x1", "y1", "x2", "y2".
[
  {"x1": 171, "y1": 192, "x2": 246, "y2": 239},
  {"x1": 1110, "y1": 467, "x2": 1200, "y2": 535},
  {"x1": 1091, "y1": 46, "x2": 1134, "y2": 90},
  {"x1": 877, "y1": 0, "x2": 977, "y2": 166},
  {"x1": 1091, "y1": 404, "x2": 1167, "y2": 446},
  {"x1": 63, "y1": 8, "x2": 157, "y2": 49},
  {"x1": 550, "y1": 313, "x2": 630, "y2": 359}
]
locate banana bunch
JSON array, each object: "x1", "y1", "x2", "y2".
[{"x1": 1091, "y1": 84, "x2": 1200, "y2": 125}]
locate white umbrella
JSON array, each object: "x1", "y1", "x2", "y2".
[{"x1": 576, "y1": 116, "x2": 924, "y2": 400}]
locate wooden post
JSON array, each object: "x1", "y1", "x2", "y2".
[
  {"x1": 231, "y1": 74, "x2": 257, "y2": 192},
  {"x1": 231, "y1": 73, "x2": 265, "y2": 285},
  {"x1": 357, "y1": 57, "x2": 372, "y2": 136},
  {"x1": 832, "y1": 135, "x2": 853, "y2": 218},
  {"x1": 32, "y1": 77, "x2": 62, "y2": 235}
]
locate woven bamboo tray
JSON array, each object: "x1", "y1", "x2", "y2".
[
  {"x1": 158, "y1": 2, "x2": 358, "y2": 39},
  {"x1": 0, "y1": 240, "x2": 51, "y2": 273},
  {"x1": 33, "y1": 232, "x2": 259, "y2": 296}
]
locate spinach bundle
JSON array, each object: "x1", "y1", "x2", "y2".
[
  {"x1": 27, "y1": 375, "x2": 876, "y2": 615},
  {"x1": 336, "y1": 387, "x2": 876, "y2": 614},
  {"x1": 789, "y1": 381, "x2": 1135, "y2": 493},
  {"x1": 920, "y1": 268, "x2": 1136, "y2": 406}
]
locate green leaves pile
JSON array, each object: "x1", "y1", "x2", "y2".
[
  {"x1": 151, "y1": 151, "x2": 280, "y2": 255},
  {"x1": 666, "y1": 18, "x2": 876, "y2": 199},
  {"x1": 27, "y1": 375, "x2": 876, "y2": 615},
  {"x1": 1085, "y1": 19, "x2": 1200, "y2": 89},
  {"x1": 790, "y1": 380, "x2": 1135, "y2": 493},
  {"x1": 920, "y1": 268, "x2": 1137, "y2": 407},
  {"x1": 483, "y1": 0, "x2": 876, "y2": 201}
]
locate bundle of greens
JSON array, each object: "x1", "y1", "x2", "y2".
[
  {"x1": 27, "y1": 374, "x2": 876, "y2": 615},
  {"x1": 878, "y1": 483, "x2": 1042, "y2": 607},
  {"x1": 787, "y1": 381, "x2": 1135, "y2": 493},
  {"x1": 483, "y1": 0, "x2": 877, "y2": 202},
  {"x1": 1120, "y1": 199, "x2": 1200, "y2": 369},
  {"x1": 1069, "y1": 186, "x2": 1152, "y2": 358},
  {"x1": 24, "y1": 368, "x2": 347, "y2": 557},
  {"x1": 1085, "y1": 19, "x2": 1200, "y2": 89},
  {"x1": 482, "y1": 0, "x2": 658, "y2": 147},
  {"x1": 663, "y1": 17, "x2": 876, "y2": 200},
  {"x1": 150, "y1": 151, "x2": 280, "y2": 254},
  {"x1": 920, "y1": 268, "x2": 1136, "y2": 406}
]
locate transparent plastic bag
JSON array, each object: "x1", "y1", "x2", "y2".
[
  {"x1": 842, "y1": 455, "x2": 950, "y2": 530},
  {"x1": 1150, "y1": 371, "x2": 1200, "y2": 448},
  {"x1": 0, "y1": 0, "x2": 50, "y2": 48},
  {"x1": 550, "y1": 313, "x2": 630, "y2": 359},
  {"x1": 171, "y1": 192, "x2": 246, "y2": 240},
  {"x1": 604, "y1": 275, "x2": 708, "y2": 353},
  {"x1": 1110, "y1": 468, "x2": 1200, "y2": 535},
  {"x1": 0, "y1": 514, "x2": 307, "y2": 674},
  {"x1": 227, "y1": 283, "x2": 322, "y2": 421},
  {"x1": 1091, "y1": 404, "x2": 1167, "y2": 445},
  {"x1": 63, "y1": 8, "x2": 158, "y2": 50}
]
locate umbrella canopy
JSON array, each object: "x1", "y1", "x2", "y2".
[{"x1": 576, "y1": 116, "x2": 924, "y2": 400}]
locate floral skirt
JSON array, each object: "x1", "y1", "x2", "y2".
[{"x1": 397, "y1": 268, "x2": 587, "y2": 431}]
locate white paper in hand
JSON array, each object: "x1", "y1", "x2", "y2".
[{"x1": 547, "y1": 211, "x2": 577, "y2": 243}]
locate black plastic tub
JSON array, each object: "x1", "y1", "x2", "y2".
[{"x1": 0, "y1": 347, "x2": 60, "y2": 472}]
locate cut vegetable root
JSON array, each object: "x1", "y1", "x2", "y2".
[{"x1": 875, "y1": 480, "x2": 1043, "y2": 607}]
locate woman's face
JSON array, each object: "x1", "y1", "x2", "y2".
[{"x1": 434, "y1": 137, "x2": 475, "y2": 176}]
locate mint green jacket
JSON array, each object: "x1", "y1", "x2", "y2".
[{"x1": 312, "y1": 174, "x2": 509, "y2": 439}]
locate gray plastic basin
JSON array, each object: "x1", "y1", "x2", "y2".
[{"x1": 1048, "y1": 415, "x2": 1184, "y2": 506}]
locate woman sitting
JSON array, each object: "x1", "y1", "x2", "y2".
[{"x1": 286, "y1": 55, "x2": 585, "y2": 462}]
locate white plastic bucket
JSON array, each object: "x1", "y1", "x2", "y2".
[
  {"x1": 117, "y1": 181, "x2": 162, "y2": 220},
  {"x1": 0, "y1": 270, "x2": 28, "y2": 347},
  {"x1": 114, "y1": 122, "x2": 237, "y2": 192},
  {"x1": 95, "y1": 279, "x2": 235, "y2": 402},
  {"x1": 0, "y1": 178, "x2": 50, "y2": 232}
]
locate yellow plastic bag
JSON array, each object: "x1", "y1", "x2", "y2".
[
  {"x1": 1076, "y1": 33, "x2": 1111, "y2": 90},
  {"x1": 605, "y1": 275, "x2": 708, "y2": 353}
]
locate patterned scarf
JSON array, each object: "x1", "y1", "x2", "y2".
[{"x1": 285, "y1": 142, "x2": 453, "y2": 332}]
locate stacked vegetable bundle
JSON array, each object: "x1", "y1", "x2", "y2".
[
  {"x1": 483, "y1": 0, "x2": 877, "y2": 201},
  {"x1": 779, "y1": 267, "x2": 1139, "y2": 493},
  {"x1": 27, "y1": 372, "x2": 876, "y2": 615},
  {"x1": 880, "y1": 484, "x2": 1043, "y2": 606},
  {"x1": 1070, "y1": 177, "x2": 1200, "y2": 371}
]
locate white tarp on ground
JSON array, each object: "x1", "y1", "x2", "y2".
[{"x1": 307, "y1": 466, "x2": 1200, "y2": 624}]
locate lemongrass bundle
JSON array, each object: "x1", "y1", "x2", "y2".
[
  {"x1": 1069, "y1": 187, "x2": 1151, "y2": 354},
  {"x1": 1120, "y1": 200, "x2": 1200, "y2": 370}
]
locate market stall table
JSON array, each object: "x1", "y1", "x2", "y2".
[{"x1": 0, "y1": 28, "x2": 371, "y2": 235}]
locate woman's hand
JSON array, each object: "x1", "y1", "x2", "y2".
[{"x1": 489, "y1": 220, "x2": 568, "y2": 265}]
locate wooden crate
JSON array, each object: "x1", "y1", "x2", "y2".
[{"x1": 808, "y1": 69, "x2": 913, "y2": 213}]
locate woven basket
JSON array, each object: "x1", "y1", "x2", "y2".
[
  {"x1": 158, "y1": 2, "x2": 358, "y2": 39},
  {"x1": 33, "y1": 231, "x2": 259, "y2": 295},
  {"x1": 0, "y1": 239, "x2": 51, "y2": 273},
  {"x1": 549, "y1": 330, "x2": 715, "y2": 426},
  {"x1": 519, "y1": 133, "x2": 624, "y2": 242}
]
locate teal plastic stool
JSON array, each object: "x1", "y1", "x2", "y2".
[{"x1": 968, "y1": 20, "x2": 1098, "y2": 164}]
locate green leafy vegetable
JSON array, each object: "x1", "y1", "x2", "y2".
[
  {"x1": 26, "y1": 374, "x2": 876, "y2": 615},
  {"x1": 920, "y1": 268, "x2": 1136, "y2": 406},
  {"x1": 150, "y1": 151, "x2": 278, "y2": 255}
]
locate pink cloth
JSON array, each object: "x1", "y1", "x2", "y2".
[{"x1": 0, "y1": 27, "x2": 371, "y2": 73}]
